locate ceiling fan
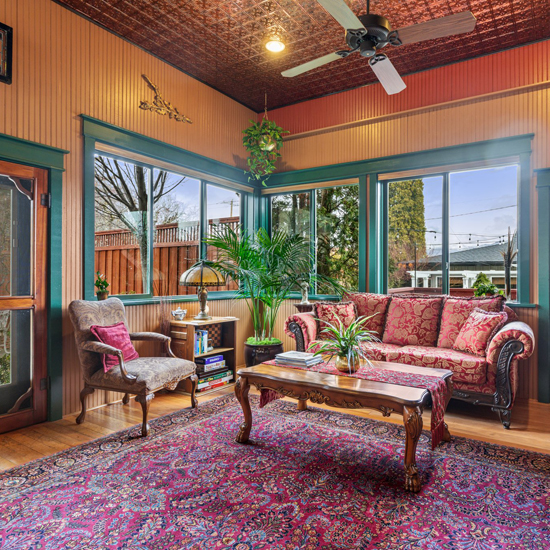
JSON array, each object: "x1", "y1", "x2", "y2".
[{"x1": 281, "y1": 0, "x2": 477, "y2": 95}]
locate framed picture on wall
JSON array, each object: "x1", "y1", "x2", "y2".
[{"x1": 0, "y1": 22, "x2": 13, "y2": 85}]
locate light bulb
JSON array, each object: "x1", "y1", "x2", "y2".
[{"x1": 266, "y1": 39, "x2": 285, "y2": 53}]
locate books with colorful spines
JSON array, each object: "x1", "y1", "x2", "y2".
[
  {"x1": 197, "y1": 374, "x2": 234, "y2": 392},
  {"x1": 196, "y1": 379, "x2": 232, "y2": 393},
  {"x1": 197, "y1": 366, "x2": 229, "y2": 379},
  {"x1": 196, "y1": 360, "x2": 226, "y2": 374},
  {"x1": 198, "y1": 369, "x2": 232, "y2": 383},
  {"x1": 195, "y1": 354, "x2": 224, "y2": 364}
]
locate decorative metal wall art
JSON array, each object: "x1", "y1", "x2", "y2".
[
  {"x1": 0, "y1": 22, "x2": 13, "y2": 85},
  {"x1": 139, "y1": 75, "x2": 192, "y2": 124}
]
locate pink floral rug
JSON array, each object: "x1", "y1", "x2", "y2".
[{"x1": 0, "y1": 394, "x2": 549, "y2": 549}]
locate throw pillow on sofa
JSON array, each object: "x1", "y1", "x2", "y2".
[
  {"x1": 313, "y1": 301, "x2": 357, "y2": 339},
  {"x1": 343, "y1": 292, "x2": 391, "y2": 338},
  {"x1": 382, "y1": 296, "x2": 443, "y2": 347},
  {"x1": 90, "y1": 322, "x2": 139, "y2": 372},
  {"x1": 437, "y1": 295, "x2": 505, "y2": 348},
  {"x1": 452, "y1": 308, "x2": 508, "y2": 357}
]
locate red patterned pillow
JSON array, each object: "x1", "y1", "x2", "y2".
[
  {"x1": 437, "y1": 296, "x2": 505, "y2": 348},
  {"x1": 313, "y1": 301, "x2": 357, "y2": 339},
  {"x1": 343, "y1": 292, "x2": 391, "y2": 338},
  {"x1": 382, "y1": 296, "x2": 443, "y2": 347},
  {"x1": 90, "y1": 322, "x2": 139, "y2": 372},
  {"x1": 452, "y1": 308, "x2": 508, "y2": 357}
]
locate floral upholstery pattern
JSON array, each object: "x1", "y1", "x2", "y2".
[
  {"x1": 89, "y1": 357, "x2": 196, "y2": 393},
  {"x1": 503, "y1": 305, "x2": 519, "y2": 322},
  {"x1": 284, "y1": 312, "x2": 318, "y2": 351},
  {"x1": 437, "y1": 296, "x2": 505, "y2": 348},
  {"x1": 453, "y1": 308, "x2": 508, "y2": 357},
  {"x1": 385, "y1": 345, "x2": 488, "y2": 385},
  {"x1": 486, "y1": 321, "x2": 535, "y2": 364},
  {"x1": 342, "y1": 292, "x2": 391, "y2": 337},
  {"x1": 382, "y1": 297, "x2": 443, "y2": 347},
  {"x1": 313, "y1": 301, "x2": 357, "y2": 339}
]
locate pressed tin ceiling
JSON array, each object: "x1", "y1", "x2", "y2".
[{"x1": 55, "y1": 0, "x2": 550, "y2": 111}]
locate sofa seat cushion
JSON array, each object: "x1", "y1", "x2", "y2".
[
  {"x1": 89, "y1": 357, "x2": 196, "y2": 393},
  {"x1": 385, "y1": 345, "x2": 488, "y2": 385},
  {"x1": 343, "y1": 292, "x2": 391, "y2": 338},
  {"x1": 313, "y1": 301, "x2": 357, "y2": 340},
  {"x1": 382, "y1": 296, "x2": 443, "y2": 347},
  {"x1": 437, "y1": 296, "x2": 505, "y2": 348}
]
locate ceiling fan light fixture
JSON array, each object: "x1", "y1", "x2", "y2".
[{"x1": 266, "y1": 37, "x2": 285, "y2": 53}]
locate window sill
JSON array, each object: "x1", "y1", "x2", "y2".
[{"x1": 86, "y1": 291, "x2": 239, "y2": 306}]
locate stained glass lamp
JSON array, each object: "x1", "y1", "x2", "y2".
[{"x1": 179, "y1": 261, "x2": 226, "y2": 320}]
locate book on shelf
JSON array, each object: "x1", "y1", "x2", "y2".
[
  {"x1": 198, "y1": 369, "x2": 232, "y2": 383},
  {"x1": 196, "y1": 360, "x2": 226, "y2": 374},
  {"x1": 195, "y1": 354, "x2": 224, "y2": 365},
  {"x1": 197, "y1": 374, "x2": 234, "y2": 392},
  {"x1": 275, "y1": 350, "x2": 323, "y2": 367},
  {"x1": 194, "y1": 330, "x2": 213, "y2": 355},
  {"x1": 197, "y1": 379, "x2": 232, "y2": 393}
]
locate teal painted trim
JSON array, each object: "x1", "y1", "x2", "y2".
[
  {"x1": 83, "y1": 136, "x2": 98, "y2": 300},
  {"x1": 536, "y1": 168, "x2": 550, "y2": 403},
  {"x1": 0, "y1": 133, "x2": 68, "y2": 171},
  {"x1": 442, "y1": 174, "x2": 450, "y2": 295},
  {"x1": 367, "y1": 174, "x2": 378, "y2": 292},
  {"x1": 380, "y1": 181, "x2": 388, "y2": 293},
  {"x1": 358, "y1": 175, "x2": 368, "y2": 292},
  {"x1": 507, "y1": 303, "x2": 537, "y2": 308},
  {"x1": 267, "y1": 134, "x2": 535, "y2": 188},
  {"x1": 518, "y1": 154, "x2": 531, "y2": 305},
  {"x1": 48, "y1": 168, "x2": 64, "y2": 421},
  {"x1": 200, "y1": 181, "x2": 208, "y2": 260},
  {"x1": 309, "y1": 190, "x2": 317, "y2": 291},
  {"x1": 120, "y1": 291, "x2": 239, "y2": 306},
  {"x1": 81, "y1": 115, "x2": 254, "y2": 187}
]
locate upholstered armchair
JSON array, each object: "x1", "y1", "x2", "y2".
[{"x1": 68, "y1": 297, "x2": 198, "y2": 436}]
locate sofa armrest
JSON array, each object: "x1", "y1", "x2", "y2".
[
  {"x1": 284, "y1": 312, "x2": 318, "y2": 352},
  {"x1": 487, "y1": 321, "x2": 535, "y2": 364}
]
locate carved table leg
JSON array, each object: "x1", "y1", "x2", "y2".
[
  {"x1": 234, "y1": 377, "x2": 252, "y2": 443},
  {"x1": 297, "y1": 399, "x2": 308, "y2": 411},
  {"x1": 189, "y1": 374, "x2": 198, "y2": 409},
  {"x1": 136, "y1": 393, "x2": 155, "y2": 437},
  {"x1": 403, "y1": 405, "x2": 423, "y2": 493},
  {"x1": 76, "y1": 386, "x2": 95, "y2": 425}
]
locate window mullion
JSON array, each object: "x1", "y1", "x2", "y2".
[
  {"x1": 199, "y1": 180, "x2": 207, "y2": 260},
  {"x1": 442, "y1": 173, "x2": 450, "y2": 295},
  {"x1": 147, "y1": 164, "x2": 154, "y2": 297},
  {"x1": 310, "y1": 189, "x2": 317, "y2": 294}
]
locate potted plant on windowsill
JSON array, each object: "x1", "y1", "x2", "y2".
[
  {"x1": 95, "y1": 271, "x2": 109, "y2": 301},
  {"x1": 204, "y1": 225, "x2": 341, "y2": 367}
]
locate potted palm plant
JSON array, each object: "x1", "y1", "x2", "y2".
[
  {"x1": 205, "y1": 225, "x2": 341, "y2": 366},
  {"x1": 311, "y1": 316, "x2": 380, "y2": 373}
]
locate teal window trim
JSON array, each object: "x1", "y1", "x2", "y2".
[
  {"x1": 0, "y1": 132, "x2": 68, "y2": 422},
  {"x1": 82, "y1": 116, "x2": 256, "y2": 305}
]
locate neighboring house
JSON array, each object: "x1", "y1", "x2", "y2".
[{"x1": 411, "y1": 242, "x2": 517, "y2": 289}]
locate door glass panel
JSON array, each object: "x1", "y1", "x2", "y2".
[
  {"x1": 0, "y1": 176, "x2": 33, "y2": 297},
  {"x1": 388, "y1": 176, "x2": 443, "y2": 291},
  {"x1": 0, "y1": 309, "x2": 33, "y2": 415}
]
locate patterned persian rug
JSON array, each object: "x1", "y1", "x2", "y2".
[{"x1": 0, "y1": 395, "x2": 549, "y2": 549}]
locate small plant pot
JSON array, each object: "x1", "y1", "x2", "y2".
[
  {"x1": 96, "y1": 291, "x2": 109, "y2": 301},
  {"x1": 244, "y1": 342, "x2": 284, "y2": 368},
  {"x1": 335, "y1": 355, "x2": 360, "y2": 374}
]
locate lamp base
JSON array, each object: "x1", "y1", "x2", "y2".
[
  {"x1": 194, "y1": 311, "x2": 211, "y2": 321},
  {"x1": 194, "y1": 286, "x2": 211, "y2": 320}
]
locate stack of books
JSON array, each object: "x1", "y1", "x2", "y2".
[
  {"x1": 275, "y1": 351, "x2": 323, "y2": 368},
  {"x1": 195, "y1": 354, "x2": 233, "y2": 393}
]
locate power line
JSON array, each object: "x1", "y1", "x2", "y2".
[{"x1": 426, "y1": 205, "x2": 516, "y2": 220}]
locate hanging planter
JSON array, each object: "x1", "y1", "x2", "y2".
[{"x1": 242, "y1": 94, "x2": 288, "y2": 185}]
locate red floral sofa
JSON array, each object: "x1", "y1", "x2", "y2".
[{"x1": 284, "y1": 293, "x2": 535, "y2": 428}]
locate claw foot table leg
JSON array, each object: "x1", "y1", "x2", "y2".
[
  {"x1": 403, "y1": 405, "x2": 423, "y2": 493},
  {"x1": 235, "y1": 377, "x2": 252, "y2": 443}
]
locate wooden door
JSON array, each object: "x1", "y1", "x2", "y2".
[{"x1": 0, "y1": 160, "x2": 48, "y2": 434}]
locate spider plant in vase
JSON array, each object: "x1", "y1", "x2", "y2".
[{"x1": 310, "y1": 316, "x2": 380, "y2": 374}]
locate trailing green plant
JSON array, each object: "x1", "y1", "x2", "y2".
[
  {"x1": 0, "y1": 354, "x2": 10, "y2": 385},
  {"x1": 242, "y1": 118, "x2": 288, "y2": 185},
  {"x1": 204, "y1": 225, "x2": 342, "y2": 344},
  {"x1": 473, "y1": 282, "x2": 504, "y2": 297},
  {"x1": 309, "y1": 316, "x2": 380, "y2": 365},
  {"x1": 94, "y1": 271, "x2": 109, "y2": 292}
]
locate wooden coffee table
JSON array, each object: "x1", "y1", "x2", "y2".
[{"x1": 234, "y1": 362, "x2": 453, "y2": 492}]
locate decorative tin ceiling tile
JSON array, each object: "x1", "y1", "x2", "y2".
[{"x1": 56, "y1": 0, "x2": 550, "y2": 110}]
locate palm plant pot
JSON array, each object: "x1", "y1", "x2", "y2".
[
  {"x1": 244, "y1": 342, "x2": 284, "y2": 367},
  {"x1": 96, "y1": 291, "x2": 109, "y2": 301}
]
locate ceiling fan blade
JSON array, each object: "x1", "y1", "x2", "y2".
[
  {"x1": 316, "y1": 0, "x2": 365, "y2": 30},
  {"x1": 395, "y1": 11, "x2": 476, "y2": 45},
  {"x1": 369, "y1": 55, "x2": 406, "y2": 95},
  {"x1": 281, "y1": 52, "x2": 343, "y2": 77}
]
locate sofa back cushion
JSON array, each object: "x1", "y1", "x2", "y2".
[
  {"x1": 452, "y1": 308, "x2": 508, "y2": 357},
  {"x1": 382, "y1": 296, "x2": 443, "y2": 347},
  {"x1": 342, "y1": 292, "x2": 391, "y2": 338},
  {"x1": 313, "y1": 301, "x2": 357, "y2": 340},
  {"x1": 437, "y1": 296, "x2": 505, "y2": 348}
]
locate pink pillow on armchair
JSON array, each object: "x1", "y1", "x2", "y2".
[
  {"x1": 313, "y1": 301, "x2": 357, "y2": 339},
  {"x1": 90, "y1": 322, "x2": 139, "y2": 372},
  {"x1": 452, "y1": 308, "x2": 508, "y2": 357}
]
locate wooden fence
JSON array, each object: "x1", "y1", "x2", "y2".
[{"x1": 95, "y1": 218, "x2": 239, "y2": 296}]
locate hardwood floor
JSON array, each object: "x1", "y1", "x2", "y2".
[{"x1": 0, "y1": 386, "x2": 549, "y2": 472}]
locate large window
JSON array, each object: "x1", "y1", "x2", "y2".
[
  {"x1": 270, "y1": 185, "x2": 359, "y2": 293},
  {"x1": 384, "y1": 165, "x2": 519, "y2": 299},
  {"x1": 94, "y1": 153, "x2": 245, "y2": 298}
]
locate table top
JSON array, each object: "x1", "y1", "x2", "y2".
[{"x1": 237, "y1": 360, "x2": 451, "y2": 407}]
